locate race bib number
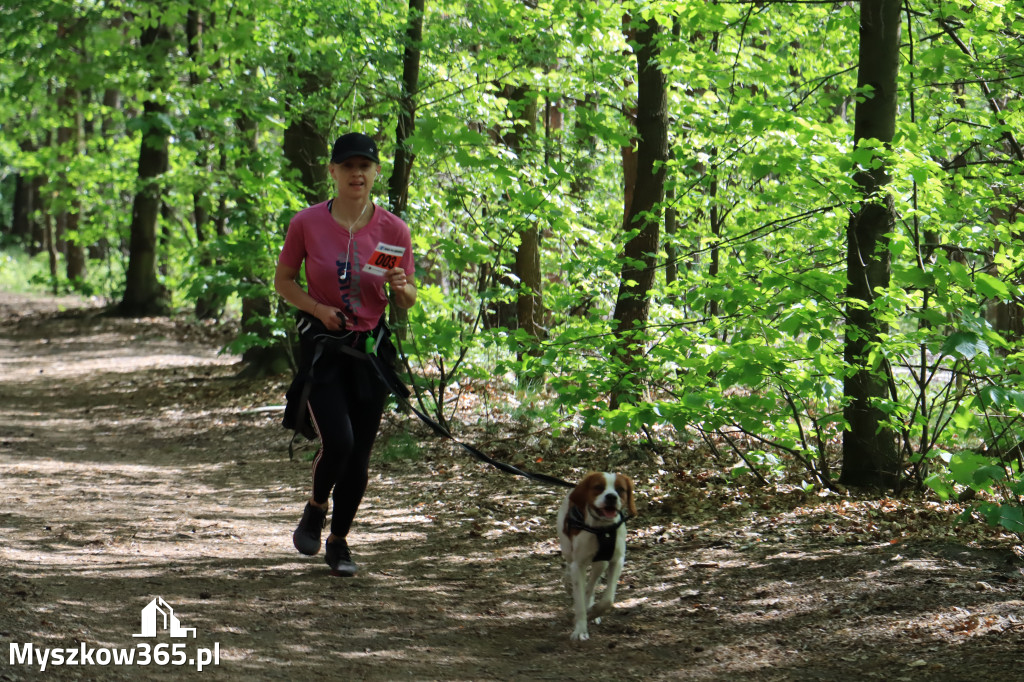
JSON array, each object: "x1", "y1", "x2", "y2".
[{"x1": 363, "y1": 243, "x2": 406, "y2": 275}]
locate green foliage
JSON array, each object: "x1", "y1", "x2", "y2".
[
  {"x1": 375, "y1": 430, "x2": 423, "y2": 462},
  {"x1": 2, "y1": 0, "x2": 1024, "y2": 538},
  {"x1": 0, "y1": 247, "x2": 52, "y2": 293}
]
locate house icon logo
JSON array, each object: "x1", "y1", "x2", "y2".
[{"x1": 133, "y1": 597, "x2": 196, "y2": 639}]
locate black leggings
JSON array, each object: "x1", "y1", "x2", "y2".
[{"x1": 306, "y1": 355, "x2": 387, "y2": 539}]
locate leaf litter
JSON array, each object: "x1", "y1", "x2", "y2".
[{"x1": 1, "y1": 291, "x2": 1022, "y2": 681}]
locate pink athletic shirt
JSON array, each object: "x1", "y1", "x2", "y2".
[{"x1": 278, "y1": 200, "x2": 414, "y2": 332}]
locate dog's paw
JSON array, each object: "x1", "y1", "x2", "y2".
[
  {"x1": 570, "y1": 624, "x2": 590, "y2": 641},
  {"x1": 588, "y1": 600, "x2": 613, "y2": 620}
]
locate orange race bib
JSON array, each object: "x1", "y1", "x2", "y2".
[{"x1": 363, "y1": 243, "x2": 406, "y2": 275}]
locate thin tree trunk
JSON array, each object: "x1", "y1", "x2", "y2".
[
  {"x1": 119, "y1": 21, "x2": 171, "y2": 316},
  {"x1": 188, "y1": 7, "x2": 221, "y2": 319},
  {"x1": 282, "y1": 68, "x2": 328, "y2": 206},
  {"x1": 664, "y1": 182, "x2": 677, "y2": 287},
  {"x1": 12, "y1": 163, "x2": 37, "y2": 248},
  {"x1": 499, "y1": 83, "x2": 544, "y2": 345},
  {"x1": 11, "y1": 175, "x2": 30, "y2": 243},
  {"x1": 237, "y1": 114, "x2": 284, "y2": 374},
  {"x1": 387, "y1": 0, "x2": 423, "y2": 340},
  {"x1": 841, "y1": 0, "x2": 902, "y2": 489},
  {"x1": 61, "y1": 89, "x2": 87, "y2": 285},
  {"x1": 29, "y1": 176, "x2": 45, "y2": 255},
  {"x1": 611, "y1": 13, "x2": 668, "y2": 405},
  {"x1": 388, "y1": 0, "x2": 422, "y2": 219},
  {"x1": 939, "y1": 18, "x2": 1024, "y2": 349},
  {"x1": 707, "y1": 168, "x2": 720, "y2": 322},
  {"x1": 44, "y1": 210, "x2": 58, "y2": 295},
  {"x1": 570, "y1": 93, "x2": 597, "y2": 199},
  {"x1": 56, "y1": 22, "x2": 86, "y2": 285}
]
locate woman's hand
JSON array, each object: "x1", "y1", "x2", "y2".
[
  {"x1": 384, "y1": 267, "x2": 417, "y2": 309},
  {"x1": 275, "y1": 262, "x2": 348, "y2": 331},
  {"x1": 313, "y1": 302, "x2": 347, "y2": 331},
  {"x1": 384, "y1": 267, "x2": 408, "y2": 290}
]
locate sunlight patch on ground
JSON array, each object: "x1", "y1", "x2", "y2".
[
  {"x1": 358, "y1": 529, "x2": 430, "y2": 543},
  {"x1": 0, "y1": 339, "x2": 236, "y2": 382}
]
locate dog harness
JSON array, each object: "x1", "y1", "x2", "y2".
[{"x1": 567, "y1": 507, "x2": 628, "y2": 562}]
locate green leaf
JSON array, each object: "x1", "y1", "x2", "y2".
[
  {"x1": 981, "y1": 503, "x2": 1024, "y2": 534},
  {"x1": 972, "y1": 465, "x2": 1006, "y2": 486},
  {"x1": 893, "y1": 264, "x2": 934, "y2": 289},
  {"x1": 976, "y1": 273, "x2": 1010, "y2": 299},
  {"x1": 997, "y1": 506, "x2": 1024, "y2": 534},
  {"x1": 948, "y1": 452, "x2": 996, "y2": 488},
  {"x1": 778, "y1": 313, "x2": 803, "y2": 335},
  {"x1": 939, "y1": 331, "x2": 988, "y2": 360},
  {"x1": 850, "y1": 145, "x2": 880, "y2": 167},
  {"x1": 924, "y1": 472, "x2": 955, "y2": 501}
]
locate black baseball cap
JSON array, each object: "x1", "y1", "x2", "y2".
[{"x1": 331, "y1": 133, "x2": 380, "y2": 164}]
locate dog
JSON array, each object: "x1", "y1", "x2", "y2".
[{"x1": 556, "y1": 471, "x2": 636, "y2": 641}]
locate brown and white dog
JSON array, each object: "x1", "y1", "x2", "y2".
[{"x1": 556, "y1": 471, "x2": 637, "y2": 641}]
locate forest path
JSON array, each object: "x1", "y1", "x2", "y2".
[{"x1": 1, "y1": 291, "x2": 1022, "y2": 681}]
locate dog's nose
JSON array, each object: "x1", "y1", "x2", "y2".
[{"x1": 602, "y1": 493, "x2": 619, "y2": 506}]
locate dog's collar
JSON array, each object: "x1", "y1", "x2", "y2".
[{"x1": 567, "y1": 506, "x2": 628, "y2": 562}]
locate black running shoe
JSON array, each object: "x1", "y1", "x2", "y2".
[
  {"x1": 292, "y1": 502, "x2": 326, "y2": 555},
  {"x1": 325, "y1": 538, "x2": 358, "y2": 577}
]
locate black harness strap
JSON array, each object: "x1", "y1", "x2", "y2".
[
  {"x1": 295, "y1": 324, "x2": 575, "y2": 490},
  {"x1": 567, "y1": 506, "x2": 628, "y2": 562},
  {"x1": 287, "y1": 324, "x2": 365, "y2": 459}
]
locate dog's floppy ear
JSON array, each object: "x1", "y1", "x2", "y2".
[
  {"x1": 568, "y1": 472, "x2": 599, "y2": 511},
  {"x1": 617, "y1": 474, "x2": 638, "y2": 517}
]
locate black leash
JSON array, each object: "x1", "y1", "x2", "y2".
[{"x1": 297, "y1": 328, "x2": 575, "y2": 490}]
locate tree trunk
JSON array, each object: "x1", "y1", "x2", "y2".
[
  {"x1": 57, "y1": 21, "x2": 87, "y2": 286},
  {"x1": 570, "y1": 93, "x2": 597, "y2": 199},
  {"x1": 29, "y1": 176, "x2": 46, "y2": 255},
  {"x1": 499, "y1": 83, "x2": 544, "y2": 345},
  {"x1": 387, "y1": 0, "x2": 422, "y2": 219},
  {"x1": 59, "y1": 86, "x2": 87, "y2": 285},
  {"x1": 282, "y1": 63, "x2": 328, "y2": 206},
  {"x1": 938, "y1": 20, "x2": 1024, "y2": 349},
  {"x1": 12, "y1": 173, "x2": 35, "y2": 247},
  {"x1": 282, "y1": 116, "x2": 328, "y2": 205},
  {"x1": 664, "y1": 163, "x2": 677, "y2": 287},
  {"x1": 841, "y1": 0, "x2": 902, "y2": 489},
  {"x1": 188, "y1": 7, "x2": 221, "y2": 320},
  {"x1": 707, "y1": 167, "x2": 721, "y2": 322},
  {"x1": 387, "y1": 0, "x2": 424, "y2": 340},
  {"x1": 44, "y1": 210, "x2": 58, "y2": 295},
  {"x1": 515, "y1": 222, "x2": 542, "y2": 338},
  {"x1": 119, "y1": 22, "x2": 172, "y2": 316},
  {"x1": 237, "y1": 114, "x2": 281, "y2": 373},
  {"x1": 611, "y1": 13, "x2": 668, "y2": 405}
]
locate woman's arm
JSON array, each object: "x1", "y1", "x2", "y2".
[
  {"x1": 384, "y1": 267, "x2": 417, "y2": 309},
  {"x1": 274, "y1": 262, "x2": 346, "y2": 331}
]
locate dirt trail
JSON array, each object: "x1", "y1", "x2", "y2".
[{"x1": 1, "y1": 291, "x2": 1023, "y2": 681}]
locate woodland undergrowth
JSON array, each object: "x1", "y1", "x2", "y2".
[{"x1": 366, "y1": 376, "x2": 1024, "y2": 560}]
